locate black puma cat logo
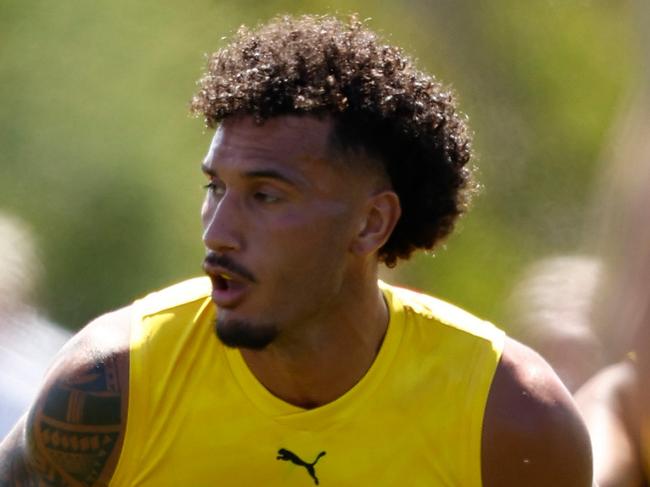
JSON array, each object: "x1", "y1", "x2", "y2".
[{"x1": 276, "y1": 448, "x2": 327, "y2": 485}]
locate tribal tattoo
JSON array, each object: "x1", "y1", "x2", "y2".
[{"x1": 0, "y1": 351, "x2": 129, "y2": 486}]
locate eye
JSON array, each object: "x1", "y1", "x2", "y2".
[
  {"x1": 203, "y1": 181, "x2": 226, "y2": 198},
  {"x1": 253, "y1": 191, "x2": 281, "y2": 204}
]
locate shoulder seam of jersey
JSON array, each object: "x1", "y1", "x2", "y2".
[
  {"x1": 138, "y1": 277, "x2": 212, "y2": 318},
  {"x1": 382, "y1": 282, "x2": 502, "y2": 341}
]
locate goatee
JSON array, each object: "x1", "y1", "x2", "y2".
[{"x1": 215, "y1": 317, "x2": 279, "y2": 350}]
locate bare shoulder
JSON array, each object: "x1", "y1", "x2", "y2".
[
  {"x1": 481, "y1": 336, "x2": 593, "y2": 487},
  {"x1": 574, "y1": 360, "x2": 639, "y2": 434},
  {"x1": 575, "y1": 361, "x2": 644, "y2": 487},
  {"x1": 0, "y1": 306, "x2": 133, "y2": 486},
  {"x1": 575, "y1": 360, "x2": 637, "y2": 407}
]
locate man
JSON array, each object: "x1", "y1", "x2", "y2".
[{"x1": 0, "y1": 14, "x2": 592, "y2": 486}]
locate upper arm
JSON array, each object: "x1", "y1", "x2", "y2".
[
  {"x1": 575, "y1": 361, "x2": 645, "y2": 487},
  {"x1": 481, "y1": 337, "x2": 593, "y2": 487},
  {"x1": 0, "y1": 306, "x2": 132, "y2": 486}
]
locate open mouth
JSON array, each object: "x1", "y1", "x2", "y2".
[
  {"x1": 210, "y1": 271, "x2": 248, "y2": 307},
  {"x1": 215, "y1": 273, "x2": 233, "y2": 291}
]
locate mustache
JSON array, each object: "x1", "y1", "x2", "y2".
[{"x1": 203, "y1": 252, "x2": 257, "y2": 283}]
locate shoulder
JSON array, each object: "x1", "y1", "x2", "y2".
[
  {"x1": 575, "y1": 360, "x2": 637, "y2": 407},
  {"x1": 135, "y1": 276, "x2": 211, "y2": 317},
  {"x1": 575, "y1": 361, "x2": 644, "y2": 487},
  {"x1": 481, "y1": 337, "x2": 593, "y2": 487},
  {"x1": 0, "y1": 306, "x2": 133, "y2": 486},
  {"x1": 380, "y1": 281, "x2": 504, "y2": 344}
]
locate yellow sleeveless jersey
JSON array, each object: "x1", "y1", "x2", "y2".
[{"x1": 111, "y1": 278, "x2": 504, "y2": 486}]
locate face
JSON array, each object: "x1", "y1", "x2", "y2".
[{"x1": 201, "y1": 115, "x2": 377, "y2": 349}]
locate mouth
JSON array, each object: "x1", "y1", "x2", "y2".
[
  {"x1": 214, "y1": 272, "x2": 233, "y2": 290},
  {"x1": 203, "y1": 265, "x2": 251, "y2": 308}
]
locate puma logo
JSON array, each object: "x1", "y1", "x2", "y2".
[{"x1": 276, "y1": 448, "x2": 327, "y2": 485}]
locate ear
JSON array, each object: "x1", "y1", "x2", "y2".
[{"x1": 349, "y1": 190, "x2": 401, "y2": 257}]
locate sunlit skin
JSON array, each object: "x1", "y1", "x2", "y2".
[{"x1": 200, "y1": 114, "x2": 402, "y2": 408}]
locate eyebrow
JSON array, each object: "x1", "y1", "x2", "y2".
[
  {"x1": 243, "y1": 169, "x2": 298, "y2": 186},
  {"x1": 201, "y1": 163, "x2": 301, "y2": 187}
]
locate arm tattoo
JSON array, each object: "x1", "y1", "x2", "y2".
[{"x1": 1, "y1": 353, "x2": 128, "y2": 486}]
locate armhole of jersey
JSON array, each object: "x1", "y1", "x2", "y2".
[
  {"x1": 109, "y1": 298, "x2": 144, "y2": 486},
  {"x1": 473, "y1": 325, "x2": 506, "y2": 487},
  {"x1": 109, "y1": 277, "x2": 212, "y2": 485}
]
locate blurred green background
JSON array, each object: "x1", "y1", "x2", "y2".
[{"x1": 0, "y1": 0, "x2": 637, "y2": 330}]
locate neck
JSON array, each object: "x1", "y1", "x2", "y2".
[{"x1": 240, "y1": 269, "x2": 389, "y2": 409}]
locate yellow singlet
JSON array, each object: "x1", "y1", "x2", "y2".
[{"x1": 111, "y1": 278, "x2": 504, "y2": 486}]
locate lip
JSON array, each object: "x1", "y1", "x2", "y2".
[
  {"x1": 203, "y1": 263, "x2": 251, "y2": 308},
  {"x1": 211, "y1": 281, "x2": 249, "y2": 308}
]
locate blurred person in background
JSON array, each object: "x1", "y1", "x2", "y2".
[
  {"x1": 575, "y1": 94, "x2": 650, "y2": 487},
  {"x1": 0, "y1": 213, "x2": 70, "y2": 437},
  {"x1": 575, "y1": 0, "x2": 650, "y2": 485},
  {"x1": 575, "y1": 126, "x2": 650, "y2": 485},
  {"x1": 0, "y1": 14, "x2": 592, "y2": 486},
  {"x1": 504, "y1": 255, "x2": 605, "y2": 393}
]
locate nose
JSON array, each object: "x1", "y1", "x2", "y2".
[{"x1": 202, "y1": 193, "x2": 242, "y2": 253}]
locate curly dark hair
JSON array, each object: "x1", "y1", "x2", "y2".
[{"x1": 191, "y1": 14, "x2": 475, "y2": 267}]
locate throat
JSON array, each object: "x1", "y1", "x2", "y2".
[
  {"x1": 245, "y1": 349, "x2": 374, "y2": 409},
  {"x1": 239, "y1": 283, "x2": 390, "y2": 408},
  {"x1": 241, "y1": 321, "x2": 388, "y2": 409}
]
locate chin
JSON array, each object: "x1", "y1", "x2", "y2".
[{"x1": 215, "y1": 317, "x2": 279, "y2": 350}]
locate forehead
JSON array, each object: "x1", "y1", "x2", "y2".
[{"x1": 203, "y1": 115, "x2": 336, "y2": 175}]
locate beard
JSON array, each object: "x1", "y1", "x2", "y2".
[{"x1": 215, "y1": 316, "x2": 279, "y2": 350}]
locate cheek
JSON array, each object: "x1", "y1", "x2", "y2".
[
  {"x1": 200, "y1": 198, "x2": 212, "y2": 228},
  {"x1": 249, "y1": 199, "x2": 358, "y2": 266},
  {"x1": 275, "y1": 199, "x2": 354, "y2": 236},
  {"x1": 282, "y1": 215, "x2": 354, "y2": 267}
]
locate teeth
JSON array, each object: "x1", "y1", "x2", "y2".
[{"x1": 219, "y1": 273, "x2": 232, "y2": 281}]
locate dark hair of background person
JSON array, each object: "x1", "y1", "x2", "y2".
[{"x1": 191, "y1": 14, "x2": 476, "y2": 267}]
